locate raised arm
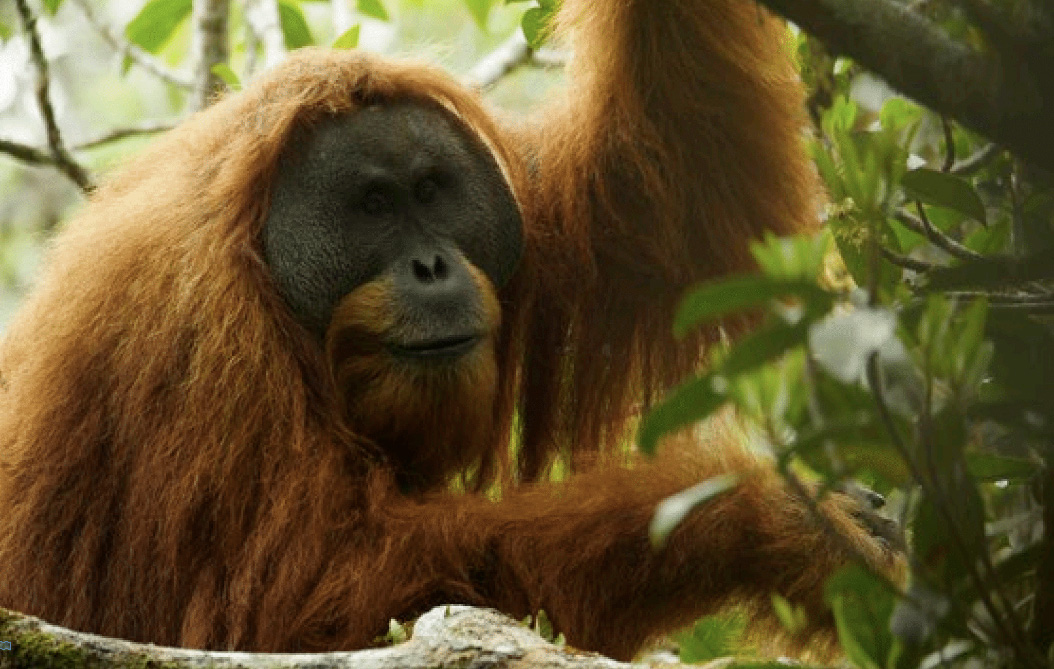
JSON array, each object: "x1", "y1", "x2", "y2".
[{"x1": 513, "y1": 0, "x2": 820, "y2": 474}]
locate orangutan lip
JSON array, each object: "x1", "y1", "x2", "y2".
[{"x1": 389, "y1": 334, "x2": 482, "y2": 359}]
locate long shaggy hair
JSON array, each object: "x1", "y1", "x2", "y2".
[{"x1": 0, "y1": 0, "x2": 894, "y2": 661}]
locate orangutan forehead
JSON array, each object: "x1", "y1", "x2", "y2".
[{"x1": 304, "y1": 103, "x2": 481, "y2": 171}]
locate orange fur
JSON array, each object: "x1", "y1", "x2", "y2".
[
  {"x1": 0, "y1": 0, "x2": 894, "y2": 661},
  {"x1": 326, "y1": 265, "x2": 503, "y2": 490}
]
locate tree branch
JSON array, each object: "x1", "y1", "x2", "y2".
[
  {"x1": 951, "y1": 142, "x2": 1002, "y2": 175},
  {"x1": 894, "y1": 207, "x2": 984, "y2": 262},
  {"x1": 756, "y1": 0, "x2": 1054, "y2": 172},
  {"x1": 332, "y1": 0, "x2": 354, "y2": 36},
  {"x1": 0, "y1": 606, "x2": 648, "y2": 668},
  {"x1": 244, "y1": 0, "x2": 285, "y2": 74},
  {"x1": 74, "y1": 121, "x2": 175, "y2": 150},
  {"x1": 880, "y1": 246, "x2": 935, "y2": 273},
  {"x1": 14, "y1": 0, "x2": 93, "y2": 194},
  {"x1": 530, "y1": 48, "x2": 567, "y2": 69},
  {"x1": 68, "y1": 0, "x2": 193, "y2": 90},
  {"x1": 0, "y1": 139, "x2": 55, "y2": 166},
  {"x1": 189, "y1": 0, "x2": 230, "y2": 111},
  {"x1": 464, "y1": 31, "x2": 532, "y2": 90}
]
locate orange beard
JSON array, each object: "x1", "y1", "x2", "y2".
[{"x1": 325, "y1": 267, "x2": 503, "y2": 491}]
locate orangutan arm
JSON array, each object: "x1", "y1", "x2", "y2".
[
  {"x1": 276, "y1": 448, "x2": 898, "y2": 661},
  {"x1": 531, "y1": 0, "x2": 818, "y2": 285},
  {"x1": 512, "y1": 0, "x2": 822, "y2": 471}
]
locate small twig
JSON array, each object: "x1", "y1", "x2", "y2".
[
  {"x1": 952, "y1": 143, "x2": 1002, "y2": 175},
  {"x1": 69, "y1": 0, "x2": 193, "y2": 90},
  {"x1": 894, "y1": 207, "x2": 984, "y2": 261},
  {"x1": 15, "y1": 0, "x2": 93, "y2": 194},
  {"x1": 945, "y1": 290, "x2": 1054, "y2": 309},
  {"x1": 243, "y1": 17, "x2": 260, "y2": 80},
  {"x1": 465, "y1": 31, "x2": 533, "y2": 90},
  {"x1": 940, "y1": 115, "x2": 956, "y2": 172},
  {"x1": 531, "y1": 48, "x2": 568, "y2": 69},
  {"x1": 74, "y1": 121, "x2": 174, "y2": 151},
  {"x1": 331, "y1": 0, "x2": 354, "y2": 35},
  {"x1": 947, "y1": 290, "x2": 1054, "y2": 304},
  {"x1": 0, "y1": 138, "x2": 55, "y2": 166},
  {"x1": 881, "y1": 246, "x2": 936, "y2": 273},
  {"x1": 244, "y1": 0, "x2": 285, "y2": 74},
  {"x1": 189, "y1": 0, "x2": 231, "y2": 112}
]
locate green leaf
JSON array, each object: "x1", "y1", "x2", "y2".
[
  {"x1": 878, "y1": 97, "x2": 921, "y2": 133},
  {"x1": 719, "y1": 320, "x2": 810, "y2": 378},
  {"x1": 533, "y1": 609, "x2": 555, "y2": 641},
  {"x1": 381, "y1": 618, "x2": 407, "y2": 644},
  {"x1": 332, "y1": 24, "x2": 361, "y2": 48},
  {"x1": 637, "y1": 374, "x2": 726, "y2": 454},
  {"x1": 902, "y1": 168, "x2": 987, "y2": 226},
  {"x1": 357, "y1": 0, "x2": 390, "y2": 21},
  {"x1": 965, "y1": 451, "x2": 1037, "y2": 482},
  {"x1": 828, "y1": 211, "x2": 903, "y2": 297},
  {"x1": 43, "y1": 0, "x2": 64, "y2": 16},
  {"x1": 0, "y1": 22, "x2": 11, "y2": 40},
  {"x1": 963, "y1": 218, "x2": 1010, "y2": 254},
  {"x1": 210, "y1": 62, "x2": 241, "y2": 89},
  {"x1": 825, "y1": 95, "x2": 858, "y2": 135},
  {"x1": 771, "y1": 594, "x2": 808, "y2": 634},
  {"x1": 728, "y1": 349, "x2": 807, "y2": 428},
  {"x1": 750, "y1": 230, "x2": 832, "y2": 281},
  {"x1": 463, "y1": 0, "x2": 494, "y2": 28},
  {"x1": 278, "y1": 0, "x2": 314, "y2": 48},
  {"x1": 674, "y1": 275, "x2": 830, "y2": 338},
  {"x1": 825, "y1": 565, "x2": 896, "y2": 669},
  {"x1": 649, "y1": 474, "x2": 739, "y2": 548},
  {"x1": 125, "y1": 0, "x2": 193, "y2": 54},
  {"x1": 675, "y1": 611, "x2": 747, "y2": 662},
  {"x1": 787, "y1": 420, "x2": 913, "y2": 487},
  {"x1": 521, "y1": 6, "x2": 554, "y2": 48}
]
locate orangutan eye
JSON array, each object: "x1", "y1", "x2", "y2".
[
  {"x1": 361, "y1": 190, "x2": 391, "y2": 216},
  {"x1": 415, "y1": 178, "x2": 438, "y2": 204}
]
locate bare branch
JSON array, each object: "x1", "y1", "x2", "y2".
[
  {"x1": 244, "y1": 0, "x2": 286, "y2": 74},
  {"x1": 74, "y1": 121, "x2": 174, "y2": 151},
  {"x1": 2, "y1": 605, "x2": 645, "y2": 669},
  {"x1": 531, "y1": 48, "x2": 567, "y2": 69},
  {"x1": 15, "y1": 0, "x2": 93, "y2": 194},
  {"x1": 951, "y1": 142, "x2": 1002, "y2": 175},
  {"x1": 880, "y1": 246, "x2": 935, "y2": 273},
  {"x1": 939, "y1": 116, "x2": 955, "y2": 172},
  {"x1": 894, "y1": 207, "x2": 984, "y2": 262},
  {"x1": 464, "y1": 31, "x2": 532, "y2": 90},
  {"x1": 0, "y1": 138, "x2": 55, "y2": 166},
  {"x1": 946, "y1": 290, "x2": 1054, "y2": 306},
  {"x1": 755, "y1": 0, "x2": 1054, "y2": 172},
  {"x1": 243, "y1": 17, "x2": 261, "y2": 81},
  {"x1": 189, "y1": 0, "x2": 231, "y2": 112},
  {"x1": 68, "y1": 0, "x2": 193, "y2": 90},
  {"x1": 332, "y1": 0, "x2": 354, "y2": 35}
]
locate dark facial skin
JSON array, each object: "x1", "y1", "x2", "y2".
[{"x1": 263, "y1": 102, "x2": 523, "y2": 351}]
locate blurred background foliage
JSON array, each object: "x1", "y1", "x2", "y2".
[
  {"x1": 0, "y1": 0, "x2": 562, "y2": 324},
  {"x1": 3, "y1": 0, "x2": 1054, "y2": 666}
]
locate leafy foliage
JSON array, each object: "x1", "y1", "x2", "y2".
[
  {"x1": 641, "y1": 29, "x2": 1054, "y2": 669},
  {"x1": 125, "y1": 0, "x2": 193, "y2": 54}
]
